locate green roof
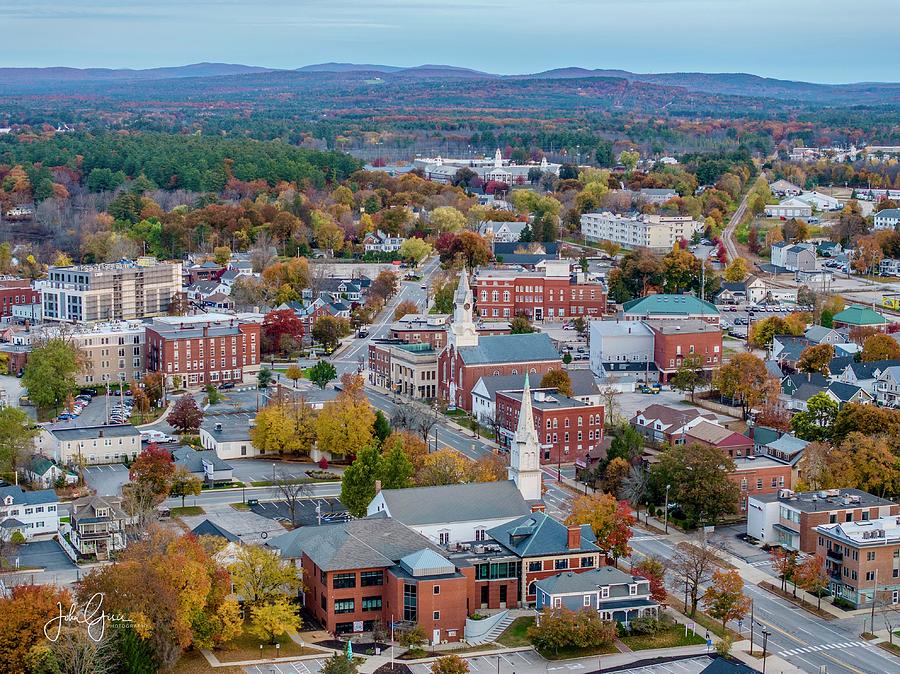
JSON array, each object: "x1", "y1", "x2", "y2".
[
  {"x1": 622, "y1": 294, "x2": 719, "y2": 317},
  {"x1": 832, "y1": 304, "x2": 889, "y2": 326}
]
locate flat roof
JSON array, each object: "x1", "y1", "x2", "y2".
[{"x1": 751, "y1": 488, "x2": 893, "y2": 512}]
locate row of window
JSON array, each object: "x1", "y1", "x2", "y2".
[
  {"x1": 2, "y1": 505, "x2": 56, "y2": 516},
  {"x1": 334, "y1": 597, "x2": 383, "y2": 614},
  {"x1": 527, "y1": 556, "x2": 595, "y2": 573},
  {"x1": 329, "y1": 570, "x2": 385, "y2": 589},
  {"x1": 740, "y1": 476, "x2": 786, "y2": 491}
]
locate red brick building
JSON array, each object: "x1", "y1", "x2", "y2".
[
  {"x1": 145, "y1": 314, "x2": 260, "y2": 389},
  {"x1": 732, "y1": 457, "x2": 793, "y2": 514},
  {"x1": 495, "y1": 388, "x2": 605, "y2": 465},
  {"x1": 0, "y1": 279, "x2": 39, "y2": 318},
  {"x1": 472, "y1": 261, "x2": 606, "y2": 322},
  {"x1": 646, "y1": 320, "x2": 723, "y2": 383}
]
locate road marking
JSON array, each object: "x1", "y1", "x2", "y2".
[
  {"x1": 292, "y1": 662, "x2": 310, "y2": 674},
  {"x1": 778, "y1": 641, "x2": 870, "y2": 657},
  {"x1": 515, "y1": 652, "x2": 530, "y2": 662},
  {"x1": 467, "y1": 658, "x2": 479, "y2": 670}
]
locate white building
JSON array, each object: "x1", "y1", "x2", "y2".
[
  {"x1": 796, "y1": 191, "x2": 843, "y2": 212},
  {"x1": 589, "y1": 320, "x2": 653, "y2": 377},
  {"x1": 415, "y1": 149, "x2": 560, "y2": 185},
  {"x1": 771, "y1": 242, "x2": 816, "y2": 272},
  {"x1": 36, "y1": 424, "x2": 142, "y2": 466},
  {"x1": 580, "y1": 212, "x2": 704, "y2": 252},
  {"x1": 199, "y1": 414, "x2": 260, "y2": 460},
  {"x1": 0, "y1": 485, "x2": 60, "y2": 541},
  {"x1": 769, "y1": 180, "x2": 802, "y2": 198},
  {"x1": 875, "y1": 208, "x2": 900, "y2": 231},
  {"x1": 764, "y1": 198, "x2": 813, "y2": 220},
  {"x1": 478, "y1": 221, "x2": 528, "y2": 243},
  {"x1": 363, "y1": 230, "x2": 406, "y2": 253}
]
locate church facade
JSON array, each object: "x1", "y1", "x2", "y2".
[{"x1": 438, "y1": 271, "x2": 562, "y2": 411}]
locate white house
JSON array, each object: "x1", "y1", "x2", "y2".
[
  {"x1": 479, "y1": 221, "x2": 528, "y2": 243},
  {"x1": 367, "y1": 481, "x2": 533, "y2": 545},
  {"x1": 764, "y1": 198, "x2": 813, "y2": 220},
  {"x1": 874, "y1": 208, "x2": 900, "y2": 231},
  {"x1": 364, "y1": 230, "x2": 405, "y2": 253},
  {"x1": 0, "y1": 485, "x2": 60, "y2": 541},
  {"x1": 36, "y1": 424, "x2": 142, "y2": 466},
  {"x1": 199, "y1": 414, "x2": 260, "y2": 460},
  {"x1": 28, "y1": 456, "x2": 78, "y2": 489},
  {"x1": 770, "y1": 242, "x2": 816, "y2": 272},
  {"x1": 874, "y1": 366, "x2": 900, "y2": 407}
]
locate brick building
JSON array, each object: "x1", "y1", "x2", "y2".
[
  {"x1": 438, "y1": 272, "x2": 561, "y2": 411},
  {"x1": 0, "y1": 278, "x2": 39, "y2": 319},
  {"x1": 646, "y1": 320, "x2": 723, "y2": 383},
  {"x1": 817, "y1": 516, "x2": 900, "y2": 608},
  {"x1": 495, "y1": 388, "x2": 604, "y2": 465},
  {"x1": 472, "y1": 260, "x2": 606, "y2": 322},
  {"x1": 732, "y1": 457, "x2": 793, "y2": 515},
  {"x1": 747, "y1": 488, "x2": 900, "y2": 554},
  {"x1": 145, "y1": 314, "x2": 261, "y2": 389}
]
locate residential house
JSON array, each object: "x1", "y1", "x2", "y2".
[
  {"x1": 874, "y1": 366, "x2": 900, "y2": 406},
  {"x1": 199, "y1": 413, "x2": 260, "y2": 460},
  {"x1": 638, "y1": 188, "x2": 677, "y2": 204},
  {"x1": 684, "y1": 421, "x2": 754, "y2": 459},
  {"x1": 825, "y1": 381, "x2": 872, "y2": 407},
  {"x1": 770, "y1": 242, "x2": 816, "y2": 272},
  {"x1": 817, "y1": 241, "x2": 842, "y2": 258},
  {"x1": 747, "y1": 488, "x2": 898, "y2": 553},
  {"x1": 836, "y1": 359, "x2": 900, "y2": 396},
  {"x1": 804, "y1": 326, "x2": 845, "y2": 345},
  {"x1": 69, "y1": 495, "x2": 134, "y2": 560},
  {"x1": 630, "y1": 404, "x2": 718, "y2": 445},
  {"x1": 185, "y1": 280, "x2": 228, "y2": 302},
  {"x1": 534, "y1": 567, "x2": 659, "y2": 625},
  {"x1": 874, "y1": 208, "x2": 900, "y2": 231},
  {"x1": 28, "y1": 456, "x2": 78, "y2": 489},
  {"x1": 772, "y1": 335, "x2": 812, "y2": 368},
  {"x1": 478, "y1": 221, "x2": 528, "y2": 243},
  {"x1": 363, "y1": 230, "x2": 405, "y2": 253},
  {"x1": 170, "y1": 445, "x2": 234, "y2": 485},
  {"x1": 491, "y1": 241, "x2": 560, "y2": 268},
  {"x1": 0, "y1": 485, "x2": 60, "y2": 541},
  {"x1": 713, "y1": 282, "x2": 746, "y2": 305},
  {"x1": 35, "y1": 424, "x2": 142, "y2": 466}
]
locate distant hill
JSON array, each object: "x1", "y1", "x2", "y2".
[
  {"x1": 296, "y1": 62, "x2": 403, "y2": 73},
  {"x1": 0, "y1": 62, "x2": 277, "y2": 84}
]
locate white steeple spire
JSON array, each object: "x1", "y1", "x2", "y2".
[
  {"x1": 449, "y1": 269, "x2": 478, "y2": 349},
  {"x1": 508, "y1": 373, "x2": 543, "y2": 501},
  {"x1": 494, "y1": 148, "x2": 503, "y2": 168}
]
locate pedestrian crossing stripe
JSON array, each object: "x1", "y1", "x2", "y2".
[
  {"x1": 778, "y1": 641, "x2": 870, "y2": 656},
  {"x1": 632, "y1": 535, "x2": 665, "y2": 541}
]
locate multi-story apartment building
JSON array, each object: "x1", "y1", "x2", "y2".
[
  {"x1": 580, "y1": 212, "x2": 704, "y2": 252},
  {"x1": 145, "y1": 314, "x2": 261, "y2": 389},
  {"x1": 472, "y1": 261, "x2": 606, "y2": 322},
  {"x1": 39, "y1": 259, "x2": 182, "y2": 322},
  {"x1": 495, "y1": 388, "x2": 604, "y2": 465},
  {"x1": 646, "y1": 320, "x2": 723, "y2": 383},
  {"x1": 817, "y1": 516, "x2": 900, "y2": 608},
  {"x1": 0, "y1": 278, "x2": 39, "y2": 319},
  {"x1": 0, "y1": 485, "x2": 60, "y2": 541},
  {"x1": 389, "y1": 314, "x2": 450, "y2": 349},
  {"x1": 747, "y1": 488, "x2": 899, "y2": 554}
]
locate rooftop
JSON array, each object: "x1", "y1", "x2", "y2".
[
  {"x1": 45, "y1": 424, "x2": 140, "y2": 441},
  {"x1": 753, "y1": 488, "x2": 893, "y2": 512},
  {"x1": 488, "y1": 512, "x2": 597, "y2": 557},
  {"x1": 457, "y1": 332, "x2": 560, "y2": 366},
  {"x1": 0, "y1": 485, "x2": 58, "y2": 506},
  {"x1": 377, "y1": 481, "x2": 531, "y2": 526},
  {"x1": 623, "y1": 294, "x2": 719, "y2": 317},
  {"x1": 498, "y1": 388, "x2": 593, "y2": 411},
  {"x1": 645, "y1": 320, "x2": 722, "y2": 335},
  {"x1": 817, "y1": 516, "x2": 900, "y2": 546},
  {"x1": 535, "y1": 567, "x2": 642, "y2": 594},
  {"x1": 832, "y1": 304, "x2": 889, "y2": 326}
]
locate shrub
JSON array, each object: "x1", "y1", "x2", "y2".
[{"x1": 629, "y1": 617, "x2": 662, "y2": 635}]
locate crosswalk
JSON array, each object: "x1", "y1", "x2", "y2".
[
  {"x1": 778, "y1": 640, "x2": 870, "y2": 657},
  {"x1": 748, "y1": 559, "x2": 771, "y2": 567},
  {"x1": 632, "y1": 535, "x2": 665, "y2": 542}
]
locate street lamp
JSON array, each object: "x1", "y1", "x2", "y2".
[
  {"x1": 664, "y1": 484, "x2": 671, "y2": 533},
  {"x1": 761, "y1": 627, "x2": 770, "y2": 674}
]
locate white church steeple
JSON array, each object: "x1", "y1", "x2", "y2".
[
  {"x1": 494, "y1": 148, "x2": 503, "y2": 168},
  {"x1": 448, "y1": 269, "x2": 479, "y2": 349},
  {"x1": 508, "y1": 373, "x2": 543, "y2": 501}
]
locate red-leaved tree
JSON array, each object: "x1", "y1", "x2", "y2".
[
  {"x1": 262, "y1": 309, "x2": 304, "y2": 355},
  {"x1": 167, "y1": 394, "x2": 204, "y2": 433}
]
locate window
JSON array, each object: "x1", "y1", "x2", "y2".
[
  {"x1": 868, "y1": 551, "x2": 876, "y2": 561},
  {"x1": 756, "y1": 479, "x2": 763, "y2": 490},
  {"x1": 333, "y1": 573, "x2": 356, "y2": 589},
  {"x1": 529, "y1": 561, "x2": 542, "y2": 572},
  {"x1": 361, "y1": 571, "x2": 384, "y2": 586},
  {"x1": 334, "y1": 599, "x2": 355, "y2": 614},
  {"x1": 629, "y1": 584, "x2": 638, "y2": 596},
  {"x1": 583, "y1": 595, "x2": 591, "y2": 607},
  {"x1": 581, "y1": 556, "x2": 594, "y2": 568},
  {"x1": 433, "y1": 611, "x2": 440, "y2": 620},
  {"x1": 433, "y1": 585, "x2": 440, "y2": 595},
  {"x1": 553, "y1": 598, "x2": 561, "y2": 608},
  {"x1": 439, "y1": 531, "x2": 449, "y2": 545},
  {"x1": 555, "y1": 559, "x2": 568, "y2": 570},
  {"x1": 866, "y1": 571, "x2": 876, "y2": 582},
  {"x1": 403, "y1": 584, "x2": 417, "y2": 621},
  {"x1": 362, "y1": 597, "x2": 382, "y2": 612},
  {"x1": 601, "y1": 586, "x2": 609, "y2": 599}
]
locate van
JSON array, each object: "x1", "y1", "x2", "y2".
[{"x1": 140, "y1": 430, "x2": 172, "y2": 444}]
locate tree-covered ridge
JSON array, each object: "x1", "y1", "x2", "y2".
[{"x1": 0, "y1": 132, "x2": 361, "y2": 194}]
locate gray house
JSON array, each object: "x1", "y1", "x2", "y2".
[
  {"x1": 170, "y1": 445, "x2": 234, "y2": 485},
  {"x1": 534, "y1": 567, "x2": 659, "y2": 625}
]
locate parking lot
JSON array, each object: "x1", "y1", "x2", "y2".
[
  {"x1": 244, "y1": 655, "x2": 331, "y2": 674},
  {"x1": 250, "y1": 497, "x2": 348, "y2": 527},
  {"x1": 83, "y1": 463, "x2": 131, "y2": 496},
  {"x1": 16, "y1": 540, "x2": 76, "y2": 572},
  {"x1": 231, "y1": 459, "x2": 340, "y2": 486}
]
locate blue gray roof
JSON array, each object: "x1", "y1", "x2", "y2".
[
  {"x1": 488, "y1": 512, "x2": 597, "y2": 557},
  {"x1": 847, "y1": 359, "x2": 900, "y2": 380},
  {"x1": 192, "y1": 519, "x2": 240, "y2": 542},
  {"x1": 782, "y1": 372, "x2": 828, "y2": 395},
  {"x1": 535, "y1": 567, "x2": 638, "y2": 594},
  {"x1": 766, "y1": 434, "x2": 808, "y2": 455},
  {"x1": 171, "y1": 446, "x2": 232, "y2": 473},
  {"x1": 45, "y1": 424, "x2": 140, "y2": 441},
  {"x1": 458, "y1": 333, "x2": 560, "y2": 366},
  {"x1": 826, "y1": 381, "x2": 867, "y2": 403},
  {"x1": 0, "y1": 485, "x2": 58, "y2": 506},
  {"x1": 399, "y1": 549, "x2": 455, "y2": 576},
  {"x1": 378, "y1": 481, "x2": 531, "y2": 526},
  {"x1": 828, "y1": 356, "x2": 855, "y2": 375}
]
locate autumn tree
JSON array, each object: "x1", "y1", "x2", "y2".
[
  {"x1": 340, "y1": 444, "x2": 383, "y2": 518},
  {"x1": 796, "y1": 343, "x2": 834, "y2": 376},
  {"x1": 510, "y1": 313, "x2": 535, "y2": 334},
  {"x1": 723, "y1": 258, "x2": 748, "y2": 282},
  {"x1": 432, "y1": 654, "x2": 470, "y2": 674},
  {"x1": 250, "y1": 598, "x2": 301, "y2": 644},
  {"x1": 633, "y1": 557, "x2": 667, "y2": 603},
  {"x1": 669, "y1": 354, "x2": 707, "y2": 402},
  {"x1": 860, "y1": 333, "x2": 900, "y2": 362},
  {"x1": 748, "y1": 315, "x2": 804, "y2": 350},
  {"x1": 0, "y1": 406, "x2": 38, "y2": 480},
  {"x1": 540, "y1": 369, "x2": 572, "y2": 396},
  {"x1": 770, "y1": 547, "x2": 797, "y2": 593},
  {"x1": 840, "y1": 432, "x2": 900, "y2": 497},
  {"x1": 251, "y1": 401, "x2": 317, "y2": 456},
  {"x1": 604, "y1": 457, "x2": 631, "y2": 497},
  {"x1": 651, "y1": 443, "x2": 738, "y2": 525},
  {"x1": 312, "y1": 316, "x2": 352, "y2": 352},
  {"x1": 672, "y1": 536, "x2": 718, "y2": 616},
  {"x1": 795, "y1": 555, "x2": 830, "y2": 609},
  {"x1": 169, "y1": 466, "x2": 202, "y2": 508},
  {"x1": 167, "y1": 394, "x2": 204, "y2": 433},
  {"x1": 417, "y1": 448, "x2": 470, "y2": 486},
  {"x1": 399, "y1": 237, "x2": 433, "y2": 264},
  {"x1": 566, "y1": 492, "x2": 634, "y2": 565},
  {"x1": 315, "y1": 378, "x2": 375, "y2": 459},
  {"x1": 528, "y1": 608, "x2": 616, "y2": 655},
  {"x1": 713, "y1": 352, "x2": 777, "y2": 418},
  {"x1": 468, "y1": 452, "x2": 508, "y2": 483},
  {"x1": 703, "y1": 570, "x2": 751, "y2": 631},
  {"x1": 435, "y1": 231, "x2": 492, "y2": 268},
  {"x1": 130, "y1": 443, "x2": 176, "y2": 497},
  {"x1": 262, "y1": 309, "x2": 306, "y2": 355},
  {"x1": 230, "y1": 544, "x2": 302, "y2": 607},
  {"x1": 394, "y1": 299, "x2": 420, "y2": 320},
  {"x1": 831, "y1": 403, "x2": 900, "y2": 446},
  {"x1": 369, "y1": 270, "x2": 400, "y2": 305},
  {"x1": 0, "y1": 584, "x2": 72, "y2": 671}
]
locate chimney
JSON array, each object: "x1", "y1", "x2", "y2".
[
  {"x1": 567, "y1": 525, "x2": 581, "y2": 550},
  {"x1": 530, "y1": 503, "x2": 546, "y2": 513},
  {"x1": 375, "y1": 479, "x2": 382, "y2": 494},
  {"x1": 98, "y1": 429, "x2": 104, "y2": 438}
]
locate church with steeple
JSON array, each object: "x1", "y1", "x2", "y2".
[
  {"x1": 507, "y1": 373, "x2": 543, "y2": 501},
  {"x1": 438, "y1": 269, "x2": 563, "y2": 411}
]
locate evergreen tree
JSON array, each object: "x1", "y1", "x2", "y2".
[
  {"x1": 373, "y1": 410, "x2": 391, "y2": 444},
  {"x1": 340, "y1": 445, "x2": 382, "y2": 518},
  {"x1": 379, "y1": 443, "x2": 414, "y2": 490}
]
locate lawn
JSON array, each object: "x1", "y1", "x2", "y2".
[
  {"x1": 214, "y1": 628, "x2": 316, "y2": 663},
  {"x1": 170, "y1": 506, "x2": 205, "y2": 517},
  {"x1": 538, "y1": 643, "x2": 618, "y2": 660},
  {"x1": 621, "y1": 624, "x2": 706, "y2": 651},
  {"x1": 496, "y1": 616, "x2": 534, "y2": 647},
  {"x1": 230, "y1": 502, "x2": 251, "y2": 511},
  {"x1": 683, "y1": 609, "x2": 740, "y2": 641},
  {"x1": 171, "y1": 651, "x2": 245, "y2": 674}
]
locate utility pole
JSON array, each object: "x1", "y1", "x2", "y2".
[{"x1": 870, "y1": 567, "x2": 879, "y2": 632}]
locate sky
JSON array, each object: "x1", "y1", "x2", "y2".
[{"x1": 1, "y1": 0, "x2": 898, "y2": 83}]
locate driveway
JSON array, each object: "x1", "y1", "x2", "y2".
[
  {"x1": 16, "y1": 540, "x2": 76, "y2": 572},
  {"x1": 83, "y1": 463, "x2": 131, "y2": 496}
]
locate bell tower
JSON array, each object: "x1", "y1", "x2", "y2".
[
  {"x1": 508, "y1": 373, "x2": 543, "y2": 501},
  {"x1": 448, "y1": 269, "x2": 478, "y2": 350}
]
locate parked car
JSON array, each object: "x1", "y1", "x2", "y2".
[
  {"x1": 140, "y1": 430, "x2": 173, "y2": 444},
  {"x1": 80, "y1": 388, "x2": 97, "y2": 397},
  {"x1": 218, "y1": 382, "x2": 235, "y2": 390}
]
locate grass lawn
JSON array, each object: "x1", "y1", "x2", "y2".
[
  {"x1": 170, "y1": 506, "x2": 205, "y2": 517},
  {"x1": 683, "y1": 609, "x2": 740, "y2": 641},
  {"x1": 230, "y1": 502, "x2": 251, "y2": 511},
  {"x1": 496, "y1": 616, "x2": 534, "y2": 647},
  {"x1": 621, "y1": 624, "x2": 706, "y2": 651},
  {"x1": 171, "y1": 651, "x2": 245, "y2": 674},
  {"x1": 215, "y1": 629, "x2": 315, "y2": 663}
]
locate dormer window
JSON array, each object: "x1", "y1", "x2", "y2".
[
  {"x1": 96, "y1": 508, "x2": 109, "y2": 518},
  {"x1": 3, "y1": 496, "x2": 12, "y2": 506},
  {"x1": 629, "y1": 584, "x2": 638, "y2": 596}
]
